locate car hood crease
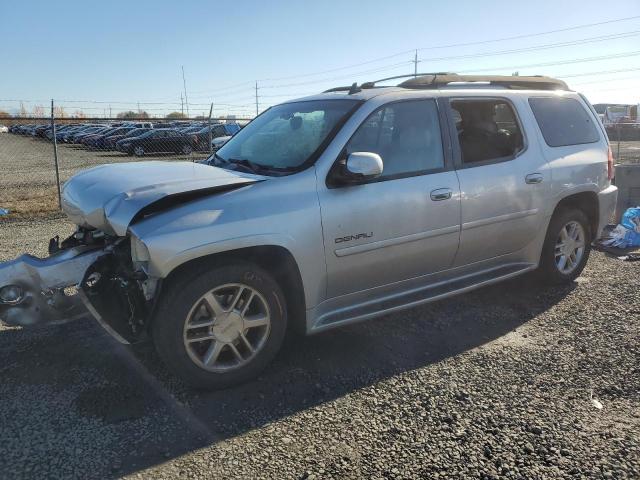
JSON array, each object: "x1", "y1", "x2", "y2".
[{"x1": 61, "y1": 161, "x2": 264, "y2": 236}]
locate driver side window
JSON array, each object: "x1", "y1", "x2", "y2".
[{"x1": 346, "y1": 99, "x2": 444, "y2": 179}]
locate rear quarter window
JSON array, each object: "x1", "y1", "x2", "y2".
[{"x1": 528, "y1": 97, "x2": 600, "y2": 147}]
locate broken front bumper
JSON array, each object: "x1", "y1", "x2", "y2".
[{"x1": 0, "y1": 247, "x2": 104, "y2": 327}]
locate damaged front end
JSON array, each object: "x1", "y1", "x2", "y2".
[{"x1": 0, "y1": 229, "x2": 156, "y2": 344}]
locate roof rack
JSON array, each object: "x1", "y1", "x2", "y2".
[
  {"x1": 324, "y1": 73, "x2": 568, "y2": 94},
  {"x1": 323, "y1": 82, "x2": 362, "y2": 94},
  {"x1": 359, "y1": 72, "x2": 456, "y2": 89},
  {"x1": 398, "y1": 73, "x2": 568, "y2": 90}
]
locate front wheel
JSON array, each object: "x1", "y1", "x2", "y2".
[
  {"x1": 133, "y1": 145, "x2": 145, "y2": 157},
  {"x1": 152, "y1": 262, "x2": 287, "y2": 389},
  {"x1": 181, "y1": 144, "x2": 193, "y2": 155},
  {"x1": 537, "y1": 207, "x2": 591, "y2": 284}
]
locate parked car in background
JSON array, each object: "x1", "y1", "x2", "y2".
[
  {"x1": 85, "y1": 127, "x2": 138, "y2": 150},
  {"x1": 103, "y1": 127, "x2": 152, "y2": 150},
  {"x1": 192, "y1": 123, "x2": 241, "y2": 151},
  {"x1": 71, "y1": 126, "x2": 111, "y2": 143},
  {"x1": 116, "y1": 128, "x2": 195, "y2": 156},
  {"x1": 0, "y1": 125, "x2": 8, "y2": 133},
  {"x1": 211, "y1": 135, "x2": 231, "y2": 151}
]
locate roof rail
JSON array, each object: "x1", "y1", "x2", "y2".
[
  {"x1": 398, "y1": 74, "x2": 568, "y2": 90},
  {"x1": 359, "y1": 72, "x2": 456, "y2": 89},
  {"x1": 323, "y1": 82, "x2": 362, "y2": 94},
  {"x1": 324, "y1": 73, "x2": 568, "y2": 94}
]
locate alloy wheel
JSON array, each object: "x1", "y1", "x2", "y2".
[
  {"x1": 183, "y1": 283, "x2": 271, "y2": 372},
  {"x1": 554, "y1": 220, "x2": 586, "y2": 275}
]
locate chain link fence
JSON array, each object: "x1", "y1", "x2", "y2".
[
  {"x1": 1, "y1": 115, "x2": 639, "y2": 219},
  {"x1": 0, "y1": 115, "x2": 250, "y2": 218}
]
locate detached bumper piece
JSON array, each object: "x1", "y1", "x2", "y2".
[{"x1": 0, "y1": 247, "x2": 104, "y2": 327}]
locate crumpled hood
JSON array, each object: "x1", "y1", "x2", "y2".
[{"x1": 62, "y1": 161, "x2": 262, "y2": 236}]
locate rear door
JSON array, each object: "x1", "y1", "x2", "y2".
[
  {"x1": 446, "y1": 96, "x2": 550, "y2": 266},
  {"x1": 317, "y1": 98, "x2": 461, "y2": 298}
]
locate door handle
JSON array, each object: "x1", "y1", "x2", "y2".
[
  {"x1": 430, "y1": 188, "x2": 452, "y2": 201},
  {"x1": 525, "y1": 173, "x2": 543, "y2": 184}
]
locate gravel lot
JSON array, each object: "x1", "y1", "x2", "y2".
[{"x1": 0, "y1": 216, "x2": 639, "y2": 479}]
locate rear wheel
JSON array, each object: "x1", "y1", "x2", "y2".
[
  {"x1": 181, "y1": 144, "x2": 193, "y2": 155},
  {"x1": 152, "y1": 262, "x2": 287, "y2": 389},
  {"x1": 133, "y1": 145, "x2": 145, "y2": 157},
  {"x1": 537, "y1": 207, "x2": 591, "y2": 284}
]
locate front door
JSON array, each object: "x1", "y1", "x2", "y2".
[
  {"x1": 446, "y1": 97, "x2": 550, "y2": 266},
  {"x1": 317, "y1": 98, "x2": 461, "y2": 298}
]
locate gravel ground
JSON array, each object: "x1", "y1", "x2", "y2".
[{"x1": 0, "y1": 216, "x2": 638, "y2": 479}]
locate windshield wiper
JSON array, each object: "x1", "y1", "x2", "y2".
[
  {"x1": 226, "y1": 158, "x2": 263, "y2": 174},
  {"x1": 213, "y1": 156, "x2": 297, "y2": 176}
]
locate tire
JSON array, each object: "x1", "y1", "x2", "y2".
[
  {"x1": 537, "y1": 207, "x2": 591, "y2": 285},
  {"x1": 133, "y1": 145, "x2": 145, "y2": 157},
  {"x1": 181, "y1": 144, "x2": 193, "y2": 155},
  {"x1": 152, "y1": 261, "x2": 287, "y2": 389}
]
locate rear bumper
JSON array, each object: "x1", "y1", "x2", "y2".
[
  {"x1": 0, "y1": 247, "x2": 104, "y2": 327},
  {"x1": 597, "y1": 184, "x2": 618, "y2": 238}
]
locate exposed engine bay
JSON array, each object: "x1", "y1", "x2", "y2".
[{"x1": 0, "y1": 228, "x2": 156, "y2": 344}]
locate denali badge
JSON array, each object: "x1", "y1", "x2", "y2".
[{"x1": 335, "y1": 232, "x2": 373, "y2": 244}]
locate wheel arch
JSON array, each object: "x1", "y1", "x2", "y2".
[
  {"x1": 552, "y1": 190, "x2": 599, "y2": 238},
  {"x1": 153, "y1": 245, "x2": 307, "y2": 336}
]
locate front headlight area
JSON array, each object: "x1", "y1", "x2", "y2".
[
  {"x1": 129, "y1": 234, "x2": 158, "y2": 302},
  {"x1": 130, "y1": 233, "x2": 150, "y2": 270}
]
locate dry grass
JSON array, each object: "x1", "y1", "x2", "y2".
[{"x1": 0, "y1": 132, "x2": 208, "y2": 219}]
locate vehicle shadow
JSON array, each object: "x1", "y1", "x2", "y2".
[
  {"x1": 133, "y1": 274, "x2": 575, "y2": 438},
  {"x1": 0, "y1": 274, "x2": 576, "y2": 479}
]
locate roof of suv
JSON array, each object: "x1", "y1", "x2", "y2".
[{"x1": 287, "y1": 73, "x2": 573, "y2": 103}]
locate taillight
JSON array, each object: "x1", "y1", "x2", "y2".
[{"x1": 607, "y1": 145, "x2": 615, "y2": 181}]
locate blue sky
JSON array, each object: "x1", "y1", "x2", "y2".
[{"x1": 0, "y1": 0, "x2": 638, "y2": 117}]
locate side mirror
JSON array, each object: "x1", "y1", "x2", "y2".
[{"x1": 343, "y1": 152, "x2": 383, "y2": 181}]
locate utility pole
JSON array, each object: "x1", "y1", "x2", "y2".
[
  {"x1": 255, "y1": 81, "x2": 259, "y2": 117},
  {"x1": 182, "y1": 66, "x2": 190, "y2": 118},
  {"x1": 414, "y1": 50, "x2": 419, "y2": 77},
  {"x1": 207, "y1": 102, "x2": 214, "y2": 154},
  {"x1": 180, "y1": 94, "x2": 184, "y2": 116},
  {"x1": 50, "y1": 99, "x2": 62, "y2": 210},
  {"x1": 109, "y1": 104, "x2": 112, "y2": 119}
]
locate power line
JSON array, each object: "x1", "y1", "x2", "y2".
[
  {"x1": 261, "y1": 61, "x2": 412, "y2": 89},
  {"x1": 198, "y1": 28, "x2": 640, "y2": 95},
  {"x1": 458, "y1": 50, "x2": 640, "y2": 74},
  {"x1": 558, "y1": 67, "x2": 640, "y2": 78},
  {"x1": 572, "y1": 74, "x2": 640, "y2": 85},
  {"x1": 414, "y1": 30, "x2": 640, "y2": 63},
  {"x1": 254, "y1": 15, "x2": 640, "y2": 82}
]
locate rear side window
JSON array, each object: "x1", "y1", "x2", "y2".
[
  {"x1": 450, "y1": 99, "x2": 524, "y2": 164},
  {"x1": 529, "y1": 97, "x2": 600, "y2": 147}
]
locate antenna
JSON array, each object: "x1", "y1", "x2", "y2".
[{"x1": 413, "y1": 50, "x2": 419, "y2": 77}]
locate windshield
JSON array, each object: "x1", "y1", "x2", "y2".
[{"x1": 215, "y1": 100, "x2": 360, "y2": 171}]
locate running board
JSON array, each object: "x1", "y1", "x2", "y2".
[{"x1": 312, "y1": 263, "x2": 535, "y2": 332}]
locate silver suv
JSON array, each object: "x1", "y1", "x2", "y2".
[{"x1": 0, "y1": 74, "x2": 618, "y2": 388}]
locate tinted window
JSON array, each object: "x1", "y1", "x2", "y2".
[
  {"x1": 346, "y1": 100, "x2": 444, "y2": 178},
  {"x1": 529, "y1": 97, "x2": 600, "y2": 147},
  {"x1": 451, "y1": 99, "x2": 524, "y2": 164}
]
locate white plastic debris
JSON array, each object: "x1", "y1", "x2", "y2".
[{"x1": 590, "y1": 389, "x2": 603, "y2": 410}]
